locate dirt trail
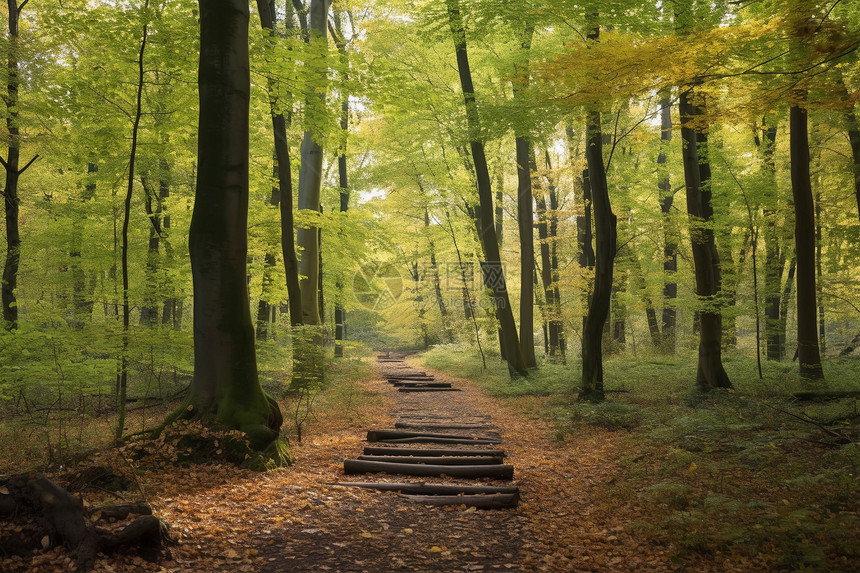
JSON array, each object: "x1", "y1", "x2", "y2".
[
  {"x1": 246, "y1": 359, "x2": 684, "y2": 572},
  {"x1": 4, "y1": 359, "x2": 734, "y2": 572}
]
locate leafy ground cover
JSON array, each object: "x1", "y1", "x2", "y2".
[
  {"x1": 422, "y1": 345, "x2": 860, "y2": 571},
  {"x1": 2, "y1": 349, "x2": 858, "y2": 572}
]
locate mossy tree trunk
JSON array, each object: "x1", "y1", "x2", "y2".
[{"x1": 187, "y1": 0, "x2": 285, "y2": 454}]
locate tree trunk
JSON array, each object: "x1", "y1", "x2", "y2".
[
  {"x1": 186, "y1": 0, "x2": 286, "y2": 454},
  {"x1": 296, "y1": 0, "x2": 330, "y2": 326},
  {"x1": 2, "y1": 0, "x2": 24, "y2": 331},
  {"x1": 256, "y1": 0, "x2": 303, "y2": 327},
  {"x1": 579, "y1": 168, "x2": 596, "y2": 335},
  {"x1": 580, "y1": 103, "x2": 616, "y2": 401},
  {"x1": 332, "y1": 10, "x2": 349, "y2": 356},
  {"x1": 790, "y1": 101, "x2": 824, "y2": 379},
  {"x1": 446, "y1": 0, "x2": 526, "y2": 377},
  {"x1": 657, "y1": 95, "x2": 677, "y2": 352},
  {"x1": 117, "y1": 12, "x2": 148, "y2": 440},
  {"x1": 545, "y1": 155, "x2": 565, "y2": 357},
  {"x1": 513, "y1": 25, "x2": 536, "y2": 368},
  {"x1": 757, "y1": 119, "x2": 788, "y2": 361},
  {"x1": 679, "y1": 88, "x2": 732, "y2": 391}
]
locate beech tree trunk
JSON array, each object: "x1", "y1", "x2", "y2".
[
  {"x1": 513, "y1": 25, "x2": 537, "y2": 368},
  {"x1": 580, "y1": 106, "x2": 616, "y2": 402},
  {"x1": 657, "y1": 95, "x2": 677, "y2": 352},
  {"x1": 296, "y1": 0, "x2": 331, "y2": 326},
  {"x1": 332, "y1": 10, "x2": 350, "y2": 355},
  {"x1": 790, "y1": 102, "x2": 824, "y2": 379},
  {"x1": 679, "y1": 88, "x2": 732, "y2": 391},
  {"x1": 446, "y1": 0, "x2": 526, "y2": 377},
  {"x1": 186, "y1": 0, "x2": 285, "y2": 452},
  {"x1": 756, "y1": 120, "x2": 788, "y2": 361}
]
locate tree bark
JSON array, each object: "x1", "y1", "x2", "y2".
[
  {"x1": 756, "y1": 119, "x2": 788, "y2": 361},
  {"x1": 580, "y1": 107, "x2": 616, "y2": 402},
  {"x1": 332, "y1": 10, "x2": 349, "y2": 355},
  {"x1": 679, "y1": 88, "x2": 732, "y2": 391},
  {"x1": 513, "y1": 25, "x2": 537, "y2": 368},
  {"x1": 446, "y1": 0, "x2": 526, "y2": 377},
  {"x1": 2, "y1": 0, "x2": 24, "y2": 330},
  {"x1": 186, "y1": 0, "x2": 286, "y2": 453},
  {"x1": 790, "y1": 101, "x2": 824, "y2": 379},
  {"x1": 296, "y1": 0, "x2": 330, "y2": 326},
  {"x1": 657, "y1": 95, "x2": 677, "y2": 352}
]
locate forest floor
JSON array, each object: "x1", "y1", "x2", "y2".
[{"x1": 1, "y1": 356, "x2": 855, "y2": 572}]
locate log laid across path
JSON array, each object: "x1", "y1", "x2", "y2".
[
  {"x1": 361, "y1": 446, "x2": 506, "y2": 458},
  {"x1": 340, "y1": 354, "x2": 520, "y2": 508}
]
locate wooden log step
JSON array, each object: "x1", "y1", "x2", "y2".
[
  {"x1": 389, "y1": 378, "x2": 438, "y2": 384},
  {"x1": 391, "y1": 383, "x2": 452, "y2": 388},
  {"x1": 394, "y1": 423, "x2": 499, "y2": 432},
  {"x1": 386, "y1": 375, "x2": 432, "y2": 380},
  {"x1": 329, "y1": 482, "x2": 520, "y2": 496},
  {"x1": 397, "y1": 413, "x2": 492, "y2": 420},
  {"x1": 377, "y1": 436, "x2": 501, "y2": 445},
  {"x1": 398, "y1": 388, "x2": 461, "y2": 393},
  {"x1": 357, "y1": 455, "x2": 503, "y2": 465},
  {"x1": 362, "y1": 446, "x2": 506, "y2": 458},
  {"x1": 367, "y1": 430, "x2": 501, "y2": 443},
  {"x1": 402, "y1": 493, "x2": 518, "y2": 509},
  {"x1": 343, "y1": 459, "x2": 514, "y2": 479}
]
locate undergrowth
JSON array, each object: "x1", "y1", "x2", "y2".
[{"x1": 420, "y1": 343, "x2": 860, "y2": 570}]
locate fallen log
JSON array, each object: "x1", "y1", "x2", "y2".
[
  {"x1": 1, "y1": 472, "x2": 170, "y2": 571},
  {"x1": 343, "y1": 459, "x2": 514, "y2": 479},
  {"x1": 329, "y1": 481, "x2": 519, "y2": 495},
  {"x1": 398, "y1": 388, "x2": 461, "y2": 393},
  {"x1": 357, "y1": 455, "x2": 502, "y2": 465},
  {"x1": 791, "y1": 390, "x2": 860, "y2": 402},
  {"x1": 362, "y1": 446, "x2": 506, "y2": 458},
  {"x1": 401, "y1": 493, "x2": 518, "y2": 509},
  {"x1": 367, "y1": 429, "x2": 501, "y2": 444}
]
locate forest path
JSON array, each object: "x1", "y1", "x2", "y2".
[{"x1": 246, "y1": 356, "x2": 681, "y2": 572}]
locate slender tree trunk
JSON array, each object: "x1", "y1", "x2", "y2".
[
  {"x1": 535, "y1": 160, "x2": 556, "y2": 355},
  {"x1": 545, "y1": 153, "x2": 565, "y2": 357},
  {"x1": 446, "y1": 0, "x2": 526, "y2": 377},
  {"x1": 495, "y1": 170, "x2": 503, "y2": 248},
  {"x1": 790, "y1": 101, "x2": 824, "y2": 379},
  {"x1": 657, "y1": 95, "x2": 677, "y2": 352},
  {"x1": 579, "y1": 168, "x2": 596, "y2": 336},
  {"x1": 757, "y1": 120, "x2": 788, "y2": 360},
  {"x1": 580, "y1": 14, "x2": 616, "y2": 401},
  {"x1": 2, "y1": 0, "x2": 26, "y2": 331},
  {"x1": 117, "y1": 11, "x2": 148, "y2": 440},
  {"x1": 815, "y1": 186, "x2": 825, "y2": 354},
  {"x1": 581, "y1": 106, "x2": 616, "y2": 402},
  {"x1": 513, "y1": 25, "x2": 536, "y2": 368},
  {"x1": 296, "y1": 0, "x2": 330, "y2": 326},
  {"x1": 257, "y1": 0, "x2": 303, "y2": 327},
  {"x1": 679, "y1": 88, "x2": 732, "y2": 390},
  {"x1": 332, "y1": 10, "x2": 349, "y2": 356},
  {"x1": 186, "y1": 0, "x2": 285, "y2": 453}
]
